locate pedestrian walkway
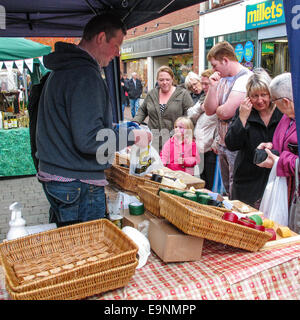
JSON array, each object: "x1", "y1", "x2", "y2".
[{"x1": 0, "y1": 176, "x2": 49, "y2": 241}]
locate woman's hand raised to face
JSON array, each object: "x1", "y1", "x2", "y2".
[{"x1": 239, "y1": 97, "x2": 253, "y2": 127}]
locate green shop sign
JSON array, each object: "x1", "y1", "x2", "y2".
[
  {"x1": 262, "y1": 42, "x2": 274, "y2": 54},
  {"x1": 246, "y1": 0, "x2": 285, "y2": 30}
]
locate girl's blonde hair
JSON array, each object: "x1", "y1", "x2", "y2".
[{"x1": 174, "y1": 116, "x2": 194, "y2": 142}]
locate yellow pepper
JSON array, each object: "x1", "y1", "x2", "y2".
[
  {"x1": 263, "y1": 219, "x2": 275, "y2": 228},
  {"x1": 277, "y1": 227, "x2": 292, "y2": 238}
]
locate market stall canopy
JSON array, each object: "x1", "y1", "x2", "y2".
[
  {"x1": 0, "y1": 38, "x2": 51, "y2": 60},
  {"x1": 0, "y1": 0, "x2": 205, "y2": 37}
]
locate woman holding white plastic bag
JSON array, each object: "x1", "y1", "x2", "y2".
[{"x1": 256, "y1": 73, "x2": 299, "y2": 231}]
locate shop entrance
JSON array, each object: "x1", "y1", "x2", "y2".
[{"x1": 261, "y1": 38, "x2": 290, "y2": 78}]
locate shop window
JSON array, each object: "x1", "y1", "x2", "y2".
[
  {"x1": 205, "y1": 30, "x2": 258, "y2": 71},
  {"x1": 261, "y1": 39, "x2": 290, "y2": 78},
  {"x1": 168, "y1": 53, "x2": 193, "y2": 85}
]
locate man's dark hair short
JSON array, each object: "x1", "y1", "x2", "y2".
[{"x1": 82, "y1": 12, "x2": 127, "y2": 42}]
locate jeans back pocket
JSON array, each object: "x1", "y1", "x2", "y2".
[{"x1": 45, "y1": 181, "x2": 81, "y2": 223}]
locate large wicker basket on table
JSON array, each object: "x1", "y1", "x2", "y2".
[
  {"x1": 137, "y1": 185, "x2": 161, "y2": 217},
  {"x1": 106, "y1": 164, "x2": 141, "y2": 192},
  {"x1": 137, "y1": 185, "x2": 229, "y2": 218},
  {"x1": 0, "y1": 219, "x2": 138, "y2": 299},
  {"x1": 107, "y1": 164, "x2": 204, "y2": 193},
  {"x1": 159, "y1": 192, "x2": 272, "y2": 252}
]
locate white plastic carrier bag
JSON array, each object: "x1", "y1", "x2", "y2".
[{"x1": 259, "y1": 158, "x2": 288, "y2": 226}]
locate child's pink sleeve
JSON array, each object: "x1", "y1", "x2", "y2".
[{"x1": 183, "y1": 142, "x2": 200, "y2": 167}]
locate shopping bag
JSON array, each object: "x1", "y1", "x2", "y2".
[
  {"x1": 289, "y1": 157, "x2": 300, "y2": 234},
  {"x1": 259, "y1": 158, "x2": 288, "y2": 226},
  {"x1": 212, "y1": 155, "x2": 226, "y2": 195},
  {"x1": 129, "y1": 143, "x2": 164, "y2": 176}
]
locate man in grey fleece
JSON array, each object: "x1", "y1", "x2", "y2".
[{"x1": 36, "y1": 13, "x2": 150, "y2": 227}]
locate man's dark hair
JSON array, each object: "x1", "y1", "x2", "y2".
[{"x1": 82, "y1": 12, "x2": 127, "y2": 41}]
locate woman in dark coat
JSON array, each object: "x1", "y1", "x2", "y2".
[{"x1": 225, "y1": 69, "x2": 282, "y2": 208}]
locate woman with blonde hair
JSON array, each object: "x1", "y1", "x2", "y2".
[
  {"x1": 133, "y1": 65, "x2": 194, "y2": 151},
  {"x1": 160, "y1": 116, "x2": 200, "y2": 175},
  {"x1": 225, "y1": 68, "x2": 283, "y2": 208}
]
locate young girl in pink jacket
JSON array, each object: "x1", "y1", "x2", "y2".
[{"x1": 160, "y1": 116, "x2": 200, "y2": 175}]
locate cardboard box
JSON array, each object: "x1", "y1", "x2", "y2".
[
  {"x1": 148, "y1": 218, "x2": 204, "y2": 262},
  {"x1": 122, "y1": 209, "x2": 158, "y2": 229}
]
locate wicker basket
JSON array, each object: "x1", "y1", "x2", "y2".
[
  {"x1": 115, "y1": 152, "x2": 130, "y2": 166},
  {"x1": 108, "y1": 165, "x2": 142, "y2": 192},
  {"x1": 0, "y1": 219, "x2": 138, "y2": 294},
  {"x1": 159, "y1": 192, "x2": 271, "y2": 252},
  {"x1": 137, "y1": 185, "x2": 161, "y2": 217},
  {"x1": 136, "y1": 186, "x2": 227, "y2": 218},
  {"x1": 6, "y1": 260, "x2": 138, "y2": 300}
]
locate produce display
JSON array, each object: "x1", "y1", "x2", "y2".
[
  {"x1": 265, "y1": 228, "x2": 277, "y2": 241},
  {"x1": 277, "y1": 226, "x2": 292, "y2": 238},
  {"x1": 222, "y1": 213, "x2": 265, "y2": 232},
  {"x1": 249, "y1": 214, "x2": 263, "y2": 226},
  {"x1": 222, "y1": 213, "x2": 294, "y2": 243},
  {"x1": 263, "y1": 219, "x2": 275, "y2": 228}
]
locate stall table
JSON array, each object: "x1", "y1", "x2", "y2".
[
  {"x1": 0, "y1": 239, "x2": 299, "y2": 300},
  {"x1": 0, "y1": 183, "x2": 299, "y2": 300}
]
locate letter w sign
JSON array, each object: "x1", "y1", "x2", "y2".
[{"x1": 171, "y1": 29, "x2": 190, "y2": 49}]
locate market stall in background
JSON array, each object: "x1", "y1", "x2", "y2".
[{"x1": 0, "y1": 38, "x2": 51, "y2": 177}]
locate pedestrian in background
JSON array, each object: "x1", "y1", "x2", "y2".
[
  {"x1": 126, "y1": 72, "x2": 143, "y2": 118},
  {"x1": 120, "y1": 72, "x2": 127, "y2": 118}
]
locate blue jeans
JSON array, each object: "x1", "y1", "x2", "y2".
[
  {"x1": 129, "y1": 98, "x2": 140, "y2": 118},
  {"x1": 122, "y1": 103, "x2": 126, "y2": 116},
  {"x1": 218, "y1": 145, "x2": 238, "y2": 199},
  {"x1": 42, "y1": 180, "x2": 106, "y2": 227}
]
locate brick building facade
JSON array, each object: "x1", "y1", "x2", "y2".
[{"x1": 120, "y1": 4, "x2": 200, "y2": 94}]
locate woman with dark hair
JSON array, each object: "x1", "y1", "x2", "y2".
[{"x1": 225, "y1": 68, "x2": 282, "y2": 208}]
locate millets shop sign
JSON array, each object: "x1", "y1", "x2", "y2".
[
  {"x1": 171, "y1": 29, "x2": 190, "y2": 49},
  {"x1": 246, "y1": 0, "x2": 285, "y2": 30}
]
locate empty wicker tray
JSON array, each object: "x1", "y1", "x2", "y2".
[
  {"x1": 0, "y1": 219, "x2": 138, "y2": 294},
  {"x1": 159, "y1": 192, "x2": 271, "y2": 252},
  {"x1": 6, "y1": 260, "x2": 138, "y2": 300}
]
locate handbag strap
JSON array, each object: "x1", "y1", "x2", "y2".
[{"x1": 295, "y1": 157, "x2": 299, "y2": 192}]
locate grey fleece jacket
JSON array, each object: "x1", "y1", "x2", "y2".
[
  {"x1": 37, "y1": 42, "x2": 133, "y2": 180},
  {"x1": 133, "y1": 86, "x2": 194, "y2": 132}
]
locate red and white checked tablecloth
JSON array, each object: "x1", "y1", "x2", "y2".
[
  {"x1": 93, "y1": 240, "x2": 300, "y2": 300},
  {"x1": 0, "y1": 240, "x2": 299, "y2": 300}
]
